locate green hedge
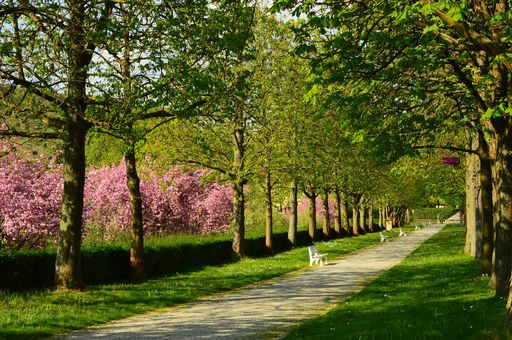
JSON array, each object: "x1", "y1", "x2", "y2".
[
  {"x1": 0, "y1": 230, "x2": 323, "y2": 291},
  {"x1": 413, "y1": 207, "x2": 459, "y2": 220}
]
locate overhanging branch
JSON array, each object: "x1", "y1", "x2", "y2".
[{"x1": 413, "y1": 144, "x2": 474, "y2": 154}]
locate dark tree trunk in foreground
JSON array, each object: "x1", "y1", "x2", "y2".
[
  {"x1": 288, "y1": 179, "x2": 298, "y2": 246},
  {"x1": 264, "y1": 170, "x2": 273, "y2": 254},
  {"x1": 55, "y1": 122, "x2": 88, "y2": 290},
  {"x1": 322, "y1": 188, "x2": 330, "y2": 237},
  {"x1": 55, "y1": 2, "x2": 92, "y2": 290},
  {"x1": 492, "y1": 128, "x2": 512, "y2": 296},
  {"x1": 125, "y1": 145, "x2": 145, "y2": 281},
  {"x1": 477, "y1": 131, "x2": 494, "y2": 275}
]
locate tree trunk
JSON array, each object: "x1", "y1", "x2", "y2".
[
  {"x1": 232, "y1": 115, "x2": 245, "y2": 255},
  {"x1": 334, "y1": 188, "x2": 342, "y2": 235},
  {"x1": 55, "y1": 2, "x2": 91, "y2": 290},
  {"x1": 125, "y1": 145, "x2": 145, "y2": 281},
  {"x1": 306, "y1": 189, "x2": 317, "y2": 240},
  {"x1": 492, "y1": 129, "x2": 512, "y2": 296},
  {"x1": 368, "y1": 205, "x2": 374, "y2": 232},
  {"x1": 359, "y1": 202, "x2": 366, "y2": 232},
  {"x1": 322, "y1": 188, "x2": 330, "y2": 238},
  {"x1": 55, "y1": 122, "x2": 88, "y2": 290},
  {"x1": 405, "y1": 208, "x2": 411, "y2": 225},
  {"x1": 352, "y1": 194, "x2": 361, "y2": 235},
  {"x1": 465, "y1": 132, "x2": 482, "y2": 258},
  {"x1": 378, "y1": 207, "x2": 383, "y2": 229},
  {"x1": 288, "y1": 179, "x2": 298, "y2": 246},
  {"x1": 265, "y1": 170, "x2": 273, "y2": 254},
  {"x1": 232, "y1": 179, "x2": 245, "y2": 255},
  {"x1": 342, "y1": 192, "x2": 350, "y2": 235},
  {"x1": 477, "y1": 130, "x2": 494, "y2": 275},
  {"x1": 489, "y1": 135, "x2": 499, "y2": 289}
]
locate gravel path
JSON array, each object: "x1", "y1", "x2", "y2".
[{"x1": 63, "y1": 224, "x2": 444, "y2": 339}]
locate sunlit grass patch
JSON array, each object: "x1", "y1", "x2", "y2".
[{"x1": 285, "y1": 225, "x2": 509, "y2": 340}]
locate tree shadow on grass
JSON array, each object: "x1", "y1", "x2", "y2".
[{"x1": 286, "y1": 227, "x2": 509, "y2": 339}]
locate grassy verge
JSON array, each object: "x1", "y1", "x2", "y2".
[
  {"x1": 285, "y1": 224, "x2": 509, "y2": 340},
  {"x1": 0, "y1": 227, "x2": 401, "y2": 339}
]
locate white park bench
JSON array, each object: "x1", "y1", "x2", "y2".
[
  {"x1": 380, "y1": 231, "x2": 389, "y2": 242},
  {"x1": 399, "y1": 227, "x2": 407, "y2": 237},
  {"x1": 308, "y1": 246, "x2": 328, "y2": 266}
]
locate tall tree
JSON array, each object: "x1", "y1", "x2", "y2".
[
  {"x1": 0, "y1": 0, "x2": 257, "y2": 288},
  {"x1": 0, "y1": 1, "x2": 114, "y2": 289},
  {"x1": 93, "y1": 0, "x2": 231, "y2": 280},
  {"x1": 273, "y1": 0, "x2": 511, "y2": 297},
  {"x1": 148, "y1": 3, "x2": 257, "y2": 255}
]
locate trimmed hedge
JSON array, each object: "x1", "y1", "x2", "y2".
[
  {"x1": 413, "y1": 207, "x2": 459, "y2": 221},
  {"x1": 0, "y1": 230, "x2": 320, "y2": 291},
  {"x1": 0, "y1": 250, "x2": 55, "y2": 291}
]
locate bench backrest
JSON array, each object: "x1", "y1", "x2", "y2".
[{"x1": 308, "y1": 246, "x2": 319, "y2": 256}]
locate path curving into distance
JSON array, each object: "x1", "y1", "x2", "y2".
[{"x1": 62, "y1": 224, "x2": 445, "y2": 339}]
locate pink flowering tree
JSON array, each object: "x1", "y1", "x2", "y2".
[
  {"x1": 0, "y1": 148, "x2": 62, "y2": 249},
  {"x1": 192, "y1": 182, "x2": 232, "y2": 234},
  {"x1": 83, "y1": 163, "x2": 232, "y2": 242},
  {"x1": 83, "y1": 163, "x2": 132, "y2": 241},
  {"x1": 292, "y1": 196, "x2": 335, "y2": 227},
  {"x1": 0, "y1": 147, "x2": 231, "y2": 249}
]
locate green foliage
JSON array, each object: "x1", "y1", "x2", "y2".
[
  {"x1": 271, "y1": 0, "x2": 508, "y2": 169},
  {"x1": 285, "y1": 225, "x2": 507, "y2": 339},
  {"x1": 86, "y1": 132, "x2": 125, "y2": 166},
  {"x1": 414, "y1": 207, "x2": 459, "y2": 221},
  {"x1": 386, "y1": 152, "x2": 466, "y2": 209}
]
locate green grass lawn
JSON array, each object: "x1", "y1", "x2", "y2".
[
  {"x1": 0, "y1": 227, "x2": 398, "y2": 339},
  {"x1": 285, "y1": 224, "x2": 510, "y2": 340}
]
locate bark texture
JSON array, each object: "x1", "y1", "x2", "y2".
[
  {"x1": 305, "y1": 189, "x2": 317, "y2": 240},
  {"x1": 359, "y1": 202, "x2": 366, "y2": 232},
  {"x1": 265, "y1": 171, "x2": 273, "y2": 254},
  {"x1": 342, "y1": 192, "x2": 350, "y2": 234},
  {"x1": 288, "y1": 179, "x2": 298, "y2": 246},
  {"x1": 55, "y1": 1, "x2": 92, "y2": 290},
  {"x1": 322, "y1": 189, "x2": 330, "y2": 237},
  {"x1": 55, "y1": 122, "x2": 88, "y2": 290},
  {"x1": 464, "y1": 139, "x2": 482, "y2": 259},
  {"x1": 232, "y1": 180, "x2": 245, "y2": 255},
  {"x1": 477, "y1": 131, "x2": 494, "y2": 275},
  {"x1": 125, "y1": 146, "x2": 145, "y2": 281},
  {"x1": 368, "y1": 205, "x2": 374, "y2": 232},
  {"x1": 493, "y1": 129, "x2": 512, "y2": 295},
  {"x1": 334, "y1": 188, "x2": 342, "y2": 235},
  {"x1": 231, "y1": 114, "x2": 246, "y2": 255},
  {"x1": 352, "y1": 194, "x2": 361, "y2": 235}
]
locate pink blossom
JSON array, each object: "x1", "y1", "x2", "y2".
[{"x1": 0, "y1": 145, "x2": 232, "y2": 249}]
